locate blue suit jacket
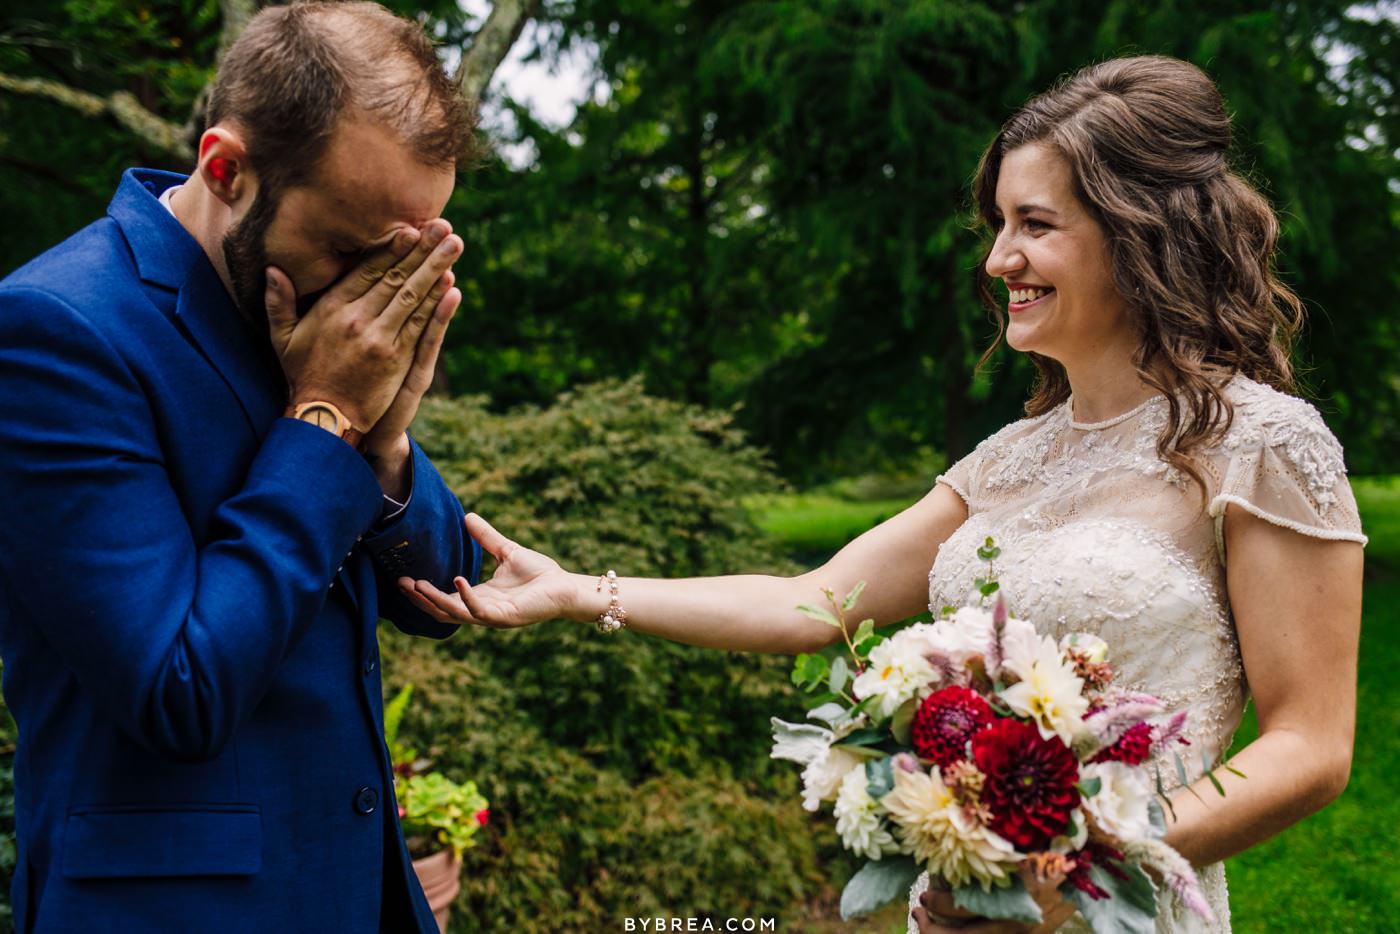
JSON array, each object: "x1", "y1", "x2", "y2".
[{"x1": 0, "y1": 169, "x2": 482, "y2": 932}]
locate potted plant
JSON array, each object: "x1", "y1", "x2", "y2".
[{"x1": 384, "y1": 685, "x2": 489, "y2": 933}]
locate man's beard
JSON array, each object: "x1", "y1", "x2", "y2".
[
  {"x1": 221, "y1": 185, "x2": 325, "y2": 334},
  {"x1": 221, "y1": 184, "x2": 280, "y2": 336}
]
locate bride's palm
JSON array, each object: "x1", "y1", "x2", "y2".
[
  {"x1": 465, "y1": 540, "x2": 574, "y2": 625},
  {"x1": 400, "y1": 513, "x2": 577, "y2": 628}
]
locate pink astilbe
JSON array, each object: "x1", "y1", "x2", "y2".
[
  {"x1": 1148, "y1": 710, "x2": 1191, "y2": 755},
  {"x1": 923, "y1": 649, "x2": 965, "y2": 688},
  {"x1": 1083, "y1": 691, "x2": 1168, "y2": 750},
  {"x1": 1121, "y1": 838, "x2": 1214, "y2": 921},
  {"x1": 986, "y1": 594, "x2": 1008, "y2": 680}
]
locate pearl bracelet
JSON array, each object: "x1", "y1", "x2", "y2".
[{"x1": 595, "y1": 570, "x2": 628, "y2": 634}]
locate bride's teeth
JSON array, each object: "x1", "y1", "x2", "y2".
[{"x1": 1011, "y1": 288, "x2": 1050, "y2": 303}]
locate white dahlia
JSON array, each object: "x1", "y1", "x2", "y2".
[
  {"x1": 833, "y1": 764, "x2": 899, "y2": 860},
  {"x1": 800, "y1": 746, "x2": 865, "y2": 813},
  {"x1": 851, "y1": 629, "x2": 938, "y2": 719}
]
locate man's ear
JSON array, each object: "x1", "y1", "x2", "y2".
[{"x1": 196, "y1": 126, "x2": 255, "y2": 206}]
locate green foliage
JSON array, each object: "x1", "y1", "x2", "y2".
[
  {"x1": 386, "y1": 683, "x2": 489, "y2": 860},
  {"x1": 385, "y1": 381, "x2": 831, "y2": 931},
  {"x1": 397, "y1": 771, "x2": 489, "y2": 861}
]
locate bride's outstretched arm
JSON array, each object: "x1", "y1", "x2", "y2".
[
  {"x1": 398, "y1": 483, "x2": 969, "y2": 654},
  {"x1": 1159, "y1": 505, "x2": 1363, "y2": 867}
]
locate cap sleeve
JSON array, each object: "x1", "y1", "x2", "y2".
[
  {"x1": 936, "y1": 447, "x2": 977, "y2": 505},
  {"x1": 1209, "y1": 396, "x2": 1367, "y2": 551}
]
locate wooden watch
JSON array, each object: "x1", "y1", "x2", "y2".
[{"x1": 290, "y1": 400, "x2": 364, "y2": 449}]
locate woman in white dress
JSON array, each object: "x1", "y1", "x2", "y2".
[{"x1": 401, "y1": 56, "x2": 1365, "y2": 933}]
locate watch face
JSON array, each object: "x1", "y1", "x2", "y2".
[
  {"x1": 304, "y1": 405, "x2": 338, "y2": 431},
  {"x1": 296, "y1": 402, "x2": 346, "y2": 436}
]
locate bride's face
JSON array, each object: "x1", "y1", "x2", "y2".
[{"x1": 985, "y1": 143, "x2": 1133, "y2": 367}]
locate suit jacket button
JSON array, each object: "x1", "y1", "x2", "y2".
[
  {"x1": 354, "y1": 786, "x2": 378, "y2": 815},
  {"x1": 363, "y1": 656, "x2": 376, "y2": 676}
]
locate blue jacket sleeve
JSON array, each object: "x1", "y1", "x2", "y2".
[
  {"x1": 0, "y1": 289, "x2": 386, "y2": 761},
  {"x1": 361, "y1": 437, "x2": 482, "y2": 639}
]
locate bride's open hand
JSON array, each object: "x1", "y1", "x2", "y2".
[{"x1": 398, "y1": 513, "x2": 579, "y2": 629}]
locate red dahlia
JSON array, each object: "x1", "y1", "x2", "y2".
[
  {"x1": 911, "y1": 686, "x2": 995, "y2": 769},
  {"x1": 971, "y1": 718, "x2": 1080, "y2": 851},
  {"x1": 1091, "y1": 722, "x2": 1154, "y2": 766}
]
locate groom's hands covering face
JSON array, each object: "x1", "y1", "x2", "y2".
[{"x1": 265, "y1": 218, "x2": 463, "y2": 435}]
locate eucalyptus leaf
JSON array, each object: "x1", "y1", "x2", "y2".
[
  {"x1": 829, "y1": 656, "x2": 850, "y2": 694},
  {"x1": 1173, "y1": 751, "x2": 1191, "y2": 789},
  {"x1": 843, "y1": 580, "x2": 868, "y2": 612},
  {"x1": 1077, "y1": 776, "x2": 1102, "y2": 798},
  {"x1": 839, "y1": 856, "x2": 921, "y2": 919},
  {"x1": 890, "y1": 697, "x2": 917, "y2": 745},
  {"x1": 1065, "y1": 860, "x2": 1158, "y2": 934},
  {"x1": 797, "y1": 603, "x2": 843, "y2": 629},
  {"x1": 853, "y1": 617, "x2": 876, "y2": 646},
  {"x1": 1147, "y1": 799, "x2": 1167, "y2": 839},
  {"x1": 952, "y1": 876, "x2": 1042, "y2": 925},
  {"x1": 865, "y1": 756, "x2": 895, "y2": 799}
]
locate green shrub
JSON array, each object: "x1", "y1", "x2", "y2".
[{"x1": 388, "y1": 380, "x2": 832, "y2": 931}]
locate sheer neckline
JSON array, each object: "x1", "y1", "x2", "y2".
[{"x1": 1067, "y1": 393, "x2": 1163, "y2": 431}]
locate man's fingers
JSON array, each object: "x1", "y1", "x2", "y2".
[
  {"x1": 383, "y1": 232, "x2": 462, "y2": 335},
  {"x1": 399, "y1": 284, "x2": 458, "y2": 398},
  {"x1": 362, "y1": 219, "x2": 459, "y2": 323},
  {"x1": 464, "y1": 513, "x2": 515, "y2": 563},
  {"x1": 335, "y1": 228, "x2": 420, "y2": 302},
  {"x1": 400, "y1": 269, "x2": 454, "y2": 339},
  {"x1": 264, "y1": 266, "x2": 297, "y2": 354}
]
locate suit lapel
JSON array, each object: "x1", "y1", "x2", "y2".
[
  {"x1": 109, "y1": 169, "x2": 285, "y2": 440},
  {"x1": 173, "y1": 261, "x2": 285, "y2": 440}
]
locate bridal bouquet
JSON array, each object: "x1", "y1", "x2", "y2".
[{"x1": 772, "y1": 538, "x2": 1236, "y2": 931}]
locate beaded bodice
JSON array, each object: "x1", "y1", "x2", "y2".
[{"x1": 909, "y1": 376, "x2": 1366, "y2": 934}]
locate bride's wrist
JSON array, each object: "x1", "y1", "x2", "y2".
[{"x1": 566, "y1": 572, "x2": 612, "y2": 622}]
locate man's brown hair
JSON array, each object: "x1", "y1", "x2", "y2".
[{"x1": 206, "y1": 1, "x2": 476, "y2": 196}]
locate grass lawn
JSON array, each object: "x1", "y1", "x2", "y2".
[{"x1": 756, "y1": 476, "x2": 1400, "y2": 933}]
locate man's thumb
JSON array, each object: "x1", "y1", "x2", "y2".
[{"x1": 264, "y1": 266, "x2": 296, "y2": 349}]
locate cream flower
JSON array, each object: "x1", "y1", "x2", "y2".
[
  {"x1": 1000, "y1": 632, "x2": 1089, "y2": 743},
  {"x1": 834, "y1": 764, "x2": 899, "y2": 860},
  {"x1": 800, "y1": 746, "x2": 865, "y2": 813},
  {"x1": 1080, "y1": 762, "x2": 1153, "y2": 843},
  {"x1": 1060, "y1": 632, "x2": 1109, "y2": 665},
  {"x1": 851, "y1": 629, "x2": 938, "y2": 719},
  {"x1": 926, "y1": 607, "x2": 993, "y2": 661},
  {"x1": 880, "y1": 768, "x2": 1020, "y2": 891}
]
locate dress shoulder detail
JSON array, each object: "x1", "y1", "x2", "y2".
[
  {"x1": 935, "y1": 407, "x2": 1061, "y2": 507},
  {"x1": 1209, "y1": 378, "x2": 1366, "y2": 546}
]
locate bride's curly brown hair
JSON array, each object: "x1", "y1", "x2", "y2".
[{"x1": 973, "y1": 55, "x2": 1304, "y2": 492}]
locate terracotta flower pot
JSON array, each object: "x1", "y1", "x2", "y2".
[{"x1": 411, "y1": 848, "x2": 462, "y2": 933}]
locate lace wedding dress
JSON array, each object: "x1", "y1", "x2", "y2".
[{"x1": 906, "y1": 376, "x2": 1367, "y2": 934}]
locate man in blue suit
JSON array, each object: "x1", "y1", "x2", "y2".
[{"x1": 0, "y1": 4, "x2": 482, "y2": 930}]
